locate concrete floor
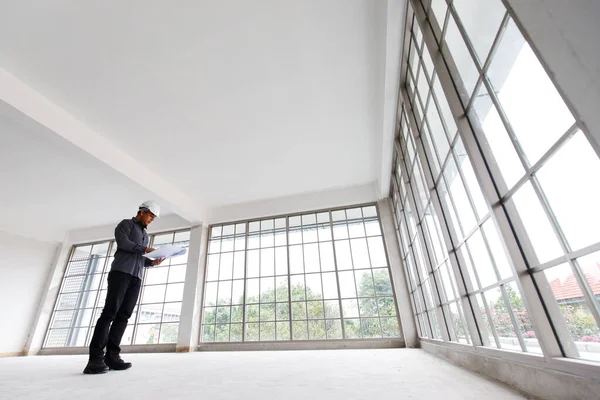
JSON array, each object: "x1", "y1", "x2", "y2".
[{"x1": 0, "y1": 349, "x2": 527, "y2": 399}]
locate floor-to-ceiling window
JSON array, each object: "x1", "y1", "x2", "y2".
[
  {"x1": 201, "y1": 205, "x2": 402, "y2": 342},
  {"x1": 391, "y1": 0, "x2": 600, "y2": 363},
  {"x1": 43, "y1": 230, "x2": 190, "y2": 348}
]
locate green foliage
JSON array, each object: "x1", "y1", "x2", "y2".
[
  {"x1": 559, "y1": 303, "x2": 600, "y2": 340},
  {"x1": 483, "y1": 285, "x2": 600, "y2": 342},
  {"x1": 202, "y1": 269, "x2": 401, "y2": 342}
]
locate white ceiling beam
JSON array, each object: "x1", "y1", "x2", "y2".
[
  {"x1": 378, "y1": 0, "x2": 406, "y2": 198},
  {"x1": 0, "y1": 68, "x2": 203, "y2": 223}
]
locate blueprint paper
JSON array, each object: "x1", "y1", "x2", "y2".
[{"x1": 145, "y1": 244, "x2": 187, "y2": 260}]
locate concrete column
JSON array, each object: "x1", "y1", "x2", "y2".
[
  {"x1": 25, "y1": 241, "x2": 71, "y2": 355},
  {"x1": 176, "y1": 225, "x2": 208, "y2": 352},
  {"x1": 378, "y1": 198, "x2": 419, "y2": 348}
]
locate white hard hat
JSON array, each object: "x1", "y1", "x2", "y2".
[{"x1": 139, "y1": 200, "x2": 161, "y2": 218}]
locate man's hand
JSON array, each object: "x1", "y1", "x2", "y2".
[
  {"x1": 145, "y1": 247, "x2": 156, "y2": 254},
  {"x1": 151, "y1": 258, "x2": 165, "y2": 266}
]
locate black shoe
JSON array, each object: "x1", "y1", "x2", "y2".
[
  {"x1": 104, "y1": 355, "x2": 132, "y2": 371},
  {"x1": 83, "y1": 358, "x2": 109, "y2": 374}
]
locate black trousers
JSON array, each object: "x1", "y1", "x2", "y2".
[{"x1": 89, "y1": 270, "x2": 141, "y2": 359}]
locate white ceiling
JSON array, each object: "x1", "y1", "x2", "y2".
[
  {"x1": 0, "y1": 106, "x2": 159, "y2": 241},
  {"x1": 0, "y1": 0, "x2": 403, "y2": 241}
]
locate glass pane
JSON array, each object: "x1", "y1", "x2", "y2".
[
  {"x1": 91, "y1": 242, "x2": 110, "y2": 257},
  {"x1": 482, "y1": 220, "x2": 513, "y2": 280},
  {"x1": 292, "y1": 302, "x2": 307, "y2": 320},
  {"x1": 215, "y1": 324, "x2": 229, "y2": 342},
  {"x1": 202, "y1": 324, "x2": 215, "y2": 342},
  {"x1": 246, "y1": 278, "x2": 260, "y2": 304},
  {"x1": 145, "y1": 267, "x2": 168, "y2": 286},
  {"x1": 355, "y1": 270, "x2": 375, "y2": 297},
  {"x1": 276, "y1": 303, "x2": 290, "y2": 321},
  {"x1": 510, "y1": 182, "x2": 563, "y2": 264},
  {"x1": 304, "y1": 243, "x2": 320, "y2": 273},
  {"x1": 231, "y1": 280, "x2": 245, "y2": 305},
  {"x1": 165, "y1": 283, "x2": 184, "y2": 303},
  {"x1": 275, "y1": 276, "x2": 289, "y2": 303},
  {"x1": 246, "y1": 305, "x2": 259, "y2": 322},
  {"x1": 455, "y1": 138, "x2": 488, "y2": 219},
  {"x1": 217, "y1": 281, "x2": 233, "y2": 306},
  {"x1": 475, "y1": 294, "x2": 496, "y2": 346},
  {"x1": 216, "y1": 307, "x2": 230, "y2": 324},
  {"x1": 361, "y1": 318, "x2": 382, "y2": 338},
  {"x1": 308, "y1": 320, "x2": 326, "y2": 340},
  {"x1": 319, "y1": 242, "x2": 335, "y2": 272},
  {"x1": 444, "y1": 14, "x2": 478, "y2": 98},
  {"x1": 433, "y1": 76, "x2": 457, "y2": 138},
  {"x1": 233, "y1": 251, "x2": 245, "y2": 279},
  {"x1": 203, "y1": 307, "x2": 216, "y2": 325},
  {"x1": 292, "y1": 321, "x2": 308, "y2": 340},
  {"x1": 290, "y1": 276, "x2": 305, "y2": 301},
  {"x1": 218, "y1": 252, "x2": 233, "y2": 280},
  {"x1": 373, "y1": 269, "x2": 393, "y2": 296},
  {"x1": 260, "y1": 322, "x2": 276, "y2": 341},
  {"x1": 246, "y1": 323, "x2": 259, "y2": 341},
  {"x1": 260, "y1": 277, "x2": 275, "y2": 303},
  {"x1": 537, "y1": 132, "x2": 600, "y2": 251},
  {"x1": 449, "y1": 301, "x2": 470, "y2": 343},
  {"x1": 276, "y1": 322, "x2": 290, "y2": 340},
  {"x1": 326, "y1": 319, "x2": 343, "y2": 339},
  {"x1": 444, "y1": 158, "x2": 477, "y2": 234},
  {"x1": 135, "y1": 324, "x2": 159, "y2": 345},
  {"x1": 260, "y1": 248, "x2": 275, "y2": 277},
  {"x1": 324, "y1": 300, "x2": 341, "y2": 319},
  {"x1": 335, "y1": 240, "x2": 353, "y2": 270},
  {"x1": 350, "y1": 238, "x2": 370, "y2": 269},
  {"x1": 484, "y1": 288, "x2": 520, "y2": 351},
  {"x1": 168, "y1": 264, "x2": 186, "y2": 283},
  {"x1": 289, "y1": 246, "x2": 304, "y2": 274},
  {"x1": 507, "y1": 282, "x2": 539, "y2": 353},
  {"x1": 342, "y1": 299, "x2": 360, "y2": 318},
  {"x1": 322, "y1": 272, "x2": 339, "y2": 299},
  {"x1": 206, "y1": 254, "x2": 220, "y2": 281},
  {"x1": 338, "y1": 271, "x2": 356, "y2": 298},
  {"x1": 467, "y1": 230, "x2": 498, "y2": 288},
  {"x1": 452, "y1": 0, "x2": 506, "y2": 64},
  {"x1": 231, "y1": 305, "x2": 243, "y2": 323},
  {"x1": 367, "y1": 236, "x2": 388, "y2": 268},
  {"x1": 429, "y1": 0, "x2": 447, "y2": 32},
  {"x1": 260, "y1": 304, "x2": 275, "y2": 321},
  {"x1": 471, "y1": 84, "x2": 525, "y2": 190},
  {"x1": 305, "y1": 274, "x2": 323, "y2": 300},
  {"x1": 426, "y1": 96, "x2": 451, "y2": 164},
  {"x1": 487, "y1": 18, "x2": 575, "y2": 165},
  {"x1": 142, "y1": 285, "x2": 166, "y2": 304},
  {"x1": 275, "y1": 247, "x2": 288, "y2": 276},
  {"x1": 577, "y1": 252, "x2": 600, "y2": 311},
  {"x1": 540, "y1": 263, "x2": 600, "y2": 361},
  {"x1": 344, "y1": 318, "x2": 361, "y2": 339},
  {"x1": 307, "y1": 301, "x2": 325, "y2": 320},
  {"x1": 221, "y1": 237, "x2": 234, "y2": 253},
  {"x1": 230, "y1": 324, "x2": 243, "y2": 342}
]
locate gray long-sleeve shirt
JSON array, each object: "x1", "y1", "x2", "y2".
[{"x1": 110, "y1": 218, "x2": 152, "y2": 279}]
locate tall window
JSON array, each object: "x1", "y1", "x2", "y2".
[
  {"x1": 201, "y1": 205, "x2": 402, "y2": 342},
  {"x1": 44, "y1": 230, "x2": 190, "y2": 348},
  {"x1": 392, "y1": 0, "x2": 600, "y2": 363}
]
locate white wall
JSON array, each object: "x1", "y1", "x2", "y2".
[
  {"x1": 204, "y1": 182, "x2": 378, "y2": 225},
  {"x1": 505, "y1": 0, "x2": 600, "y2": 153},
  {"x1": 0, "y1": 230, "x2": 58, "y2": 355}
]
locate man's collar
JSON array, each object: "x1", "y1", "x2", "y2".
[{"x1": 132, "y1": 217, "x2": 147, "y2": 229}]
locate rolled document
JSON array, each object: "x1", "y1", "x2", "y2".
[{"x1": 145, "y1": 244, "x2": 187, "y2": 260}]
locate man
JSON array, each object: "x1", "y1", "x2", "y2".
[{"x1": 83, "y1": 200, "x2": 165, "y2": 374}]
